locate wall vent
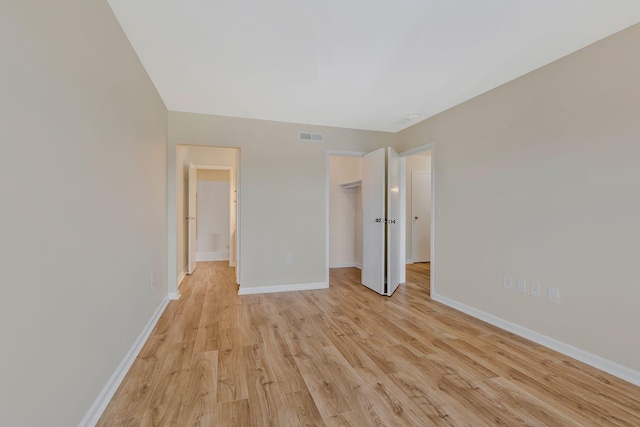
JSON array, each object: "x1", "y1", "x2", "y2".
[{"x1": 299, "y1": 131, "x2": 324, "y2": 143}]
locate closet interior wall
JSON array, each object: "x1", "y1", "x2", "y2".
[{"x1": 329, "y1": 155, "x2": 363, "y2": 269}]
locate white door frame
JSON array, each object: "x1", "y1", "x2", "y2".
[
  {"x1": 189, "y1": 163, "x2": 240, "y2": 283},
  {"x1": 400, "y1": 143, "x2": 435, "y2": 296},
  {"x1": 325, "y1": 150, "x2": 367, "y2": 287}
]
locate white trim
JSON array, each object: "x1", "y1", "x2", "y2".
[
  {"x1": 405, "y1": 259, "x2": 414, "y2": 264},
  {"x1": 196, "y1": 251, "x2": 229, "y2": 261},
  {"x1": 78, "y1": 297, "x2": 169, "y2": 427},
  {"x1": 168, "y1": 292, "x2": 180, "y2": 300},
  {"x1": 177, "y1": 268, "x2": 187, "y2": 288},
  {"x1": 329, "y1": 262, "x2": 362, "y2": 269},
  {"x1": 431, "y1": 292, "x2": 640, "y2": 387},
  {"x1": 238, "y1": 282, "x2": 328, "y2": 295}
]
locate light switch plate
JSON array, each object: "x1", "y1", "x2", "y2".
[{"x1": 547, "y1": 287, "x2": 560, "y2": 304}]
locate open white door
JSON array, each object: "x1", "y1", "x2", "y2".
[
  {"x1": 361, "y1": 148, "x2": 386, "y2": 294},
  {"x1": 386, "y1": 147, "x2": 404, "y2": 295},
  {"x1": 412, "y1": 172, "x2": 431, "y2": 262},
  {"x1": 187, "y1": 163, "x2": 197, "y2": 274}
]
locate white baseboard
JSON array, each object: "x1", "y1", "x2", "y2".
[
  {"x1": 406, "y1": 259, "x2": 414, "y2": 264},
  {"x1": 431, "y1": 292, "x2": 640, "y2": 387},
  {"x1": 78, "y1": 297, "x2": 169, "y2": 427},
  {"x1": 196, "y1": 251, "x2": 229, "y2": 262},
  {"x1": 238, "y1": 282, "x2": 327, "y2": 295},
  {"x1": 329, "y1": 262, "x2": 362, "y2": 269},
  {"x1": 168, "y1": 292, "x2": 180, "y2": 300}
]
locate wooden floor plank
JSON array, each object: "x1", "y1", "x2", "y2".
[
  {"x1": 176, "y1": 350, "x2": 218, "y2": 426},
  {"x1": 214, "y1": 399, "x2": 251, "y2": 427},
  {"x1": 216, "y1": 327, "x2": 248, "y2": 403},
  {"x1": 97, "y1": 261, "x2": 640, "y2": 426}
]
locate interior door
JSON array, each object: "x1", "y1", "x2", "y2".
[
  {"x1": 386, "y1": 147, "x2": 404, "y2": 295},
  {"x1": 187, "y1": 163, "x2": 197, "y2": 274},
  {"x1": 361, "y1": 148, "x2": 386, "y2": 294},
  {"x1": 412, "y1": 172, "x2": 431, "y2": 262}
]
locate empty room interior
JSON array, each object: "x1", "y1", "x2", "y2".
[{"x1": 3, "y1": 1, "x2": 640, "y2": 426}]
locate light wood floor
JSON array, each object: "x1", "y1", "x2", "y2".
[{"x1": 98, "y1": 262, "x2": 640, "y2": 426}]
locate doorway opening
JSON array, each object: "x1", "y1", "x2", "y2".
[
  {"x1": 176, "y1": 145, "x2": 240, "y2": 290},
  {"x1": 401, "y1": 144, "x2": 434, "y2": 296},
  {"x1": 328, "y1": 153, "x2": 364, "y2": 285},
  {"x1": 326, "y1": 148, "x2": 405, "y2": 296}
]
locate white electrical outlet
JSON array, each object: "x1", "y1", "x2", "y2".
[
  {"x1": 503, "y1": 275, "x2": 511, "y2": 289},
  {"x1": 286, "y1": 255, "x2": 293, "y2": 265},
  {"x1": 547, "y1": 287, "x2": 560, "y2": 304},
  {"x1": 517, "y1": 278, "x2": 526, "y2": 294},
  {"x1": 531, "y1": 283, "x2": 540, "y2": 297}
]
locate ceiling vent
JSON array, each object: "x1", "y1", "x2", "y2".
[{"x1": 299, "y1": 131, "x2": 324, "y2": 143}]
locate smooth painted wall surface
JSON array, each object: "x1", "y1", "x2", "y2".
[
  {"x1": 397, "y1": 23, "x2": 640, "y2": 372},
  {"x1": 168, "y1": 113, "x2": 395, "y2": 291},
  {"x1": 0, "y1": 1, "x2": 168, "y2": 426},
  {"x1": 329, "y1": 156, "x2": 363, "y2": 268},
  {"x1": 404, "y1": 153, "x2": 431, "y2": 262}
]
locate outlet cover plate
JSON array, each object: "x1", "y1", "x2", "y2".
[
  {"x1": 531, "y1": 283, "x2": 540, "y2": 297},
  {"x1": 517, "y1": 278, "x2": 526, "y2": 294},
  {"x1": 503, "y1": 275, "x2": 511, "y2": 289}
]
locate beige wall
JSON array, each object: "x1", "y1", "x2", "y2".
[
  {"x1": 0, "y1": 1, "x2": 168, "y2": 426},
  {"x1": 168, "y1": 113, "x2": 395, "y2": 290},
  {"x1": 329, "y1": 156, "x2": 363, "y2": 268},
  {"x1": 398, "y1": 23, "x2": 640, "y2": 373},
  {"x1": 197, "y1": 169, "x2": 230, "y2": 181},
  {"x1": 405, "y1": 153, "x2": 431, "y2": 262}
]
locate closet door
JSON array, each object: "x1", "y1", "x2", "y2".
[
  {"x1": 361, "y1": 148, "x2": 386, "y2": 294},
  {"x1": 361, "y1": 147, "x2": 404, "y2": 296}
]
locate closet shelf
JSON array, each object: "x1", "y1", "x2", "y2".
[{"x1": 339, "y1": 180, "x2": 362, "y2": 192}]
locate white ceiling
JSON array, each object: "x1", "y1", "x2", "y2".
[{"x1": 107, "y1": 0, "x2": 640, "y2": 132}]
